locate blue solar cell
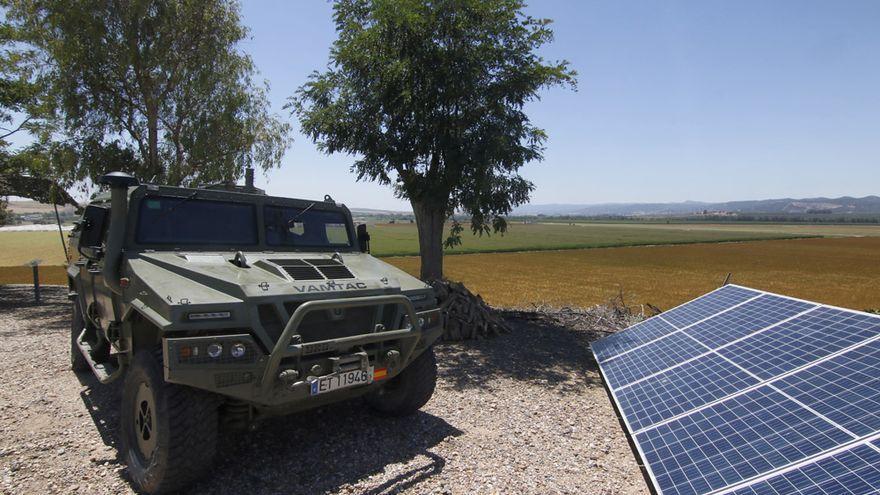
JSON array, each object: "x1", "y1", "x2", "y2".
[
  {"x1": 636, "y1": 386, "x2": 852, "y2": 495},
  {"x1": 659, "y1": 285, "x2": 760, "y2": 329},
  {"x1": 601, "y1": 332, "x2": 707, "y2": 390},
  {"x1": 595, "y1": 286, "x2": 880, "y2": 495},
  {"x1": 592, "y1": 317, "x2": 678, "y2": 363},
  {"x1": 720, "y1": 307, "x2": 880, "y2": 380},
  {"x1": 616, "y1": 353, "x2": 760, "y2": 432},
  {"x1": 774, "y1": 339, "x2": 880, "y2": 437},
  {"x1": 731, "y1": 443, "x2": 880, "y2": 495},
  {"x1": 684, "y1": 295, "x2": 815, "y2": 349}
]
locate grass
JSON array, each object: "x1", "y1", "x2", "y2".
[
  {"x1": 0, "y1": 221, "x2": 828, "y2": 267},
  {"x1": 0, "y1": 231, "x2": 71, "y2": 266},
  {"x1": 3, "y1": 224, "x2": 878, "y2": 312},
  {"x1": 366, "y1": 222, "x2": 823, "y2": 256},
  {"x1": 385, "y1": 237, "x2": 880, "y2": 312}
]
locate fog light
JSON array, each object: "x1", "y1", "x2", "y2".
[
  {"x1": 207, "y1": 343, "x2": 223, "y2": 358},
  {"x1": 230, "y1": 343, "x2": 246, "y2": 358}
]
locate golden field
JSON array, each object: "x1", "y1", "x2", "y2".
[
  {"x1": 387, "y1": 237, "x2": 880, "y2": 311},
  {"x1": 2, "y1": 233, "x2": 878, "y2": 313}
]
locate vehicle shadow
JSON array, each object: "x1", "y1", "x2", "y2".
[
  {"x1": 435, "y1": 310, "x2": 611, "y2": 394},
  {"x1": 76, "y1": 367, "x2": 461, "y2": 495},
  {"x1": 199, "y1": 403, "x2": 461, "y2": 495}
]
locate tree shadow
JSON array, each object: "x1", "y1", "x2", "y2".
[
  {"x1": 0, "y1": 285, "x2": 69, "y2": 335},
  {"x1": 436, "y1": 310, "x2": 609, "y2": 394}
]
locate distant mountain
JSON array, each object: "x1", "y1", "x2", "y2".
[{"x1": 511, "y1": 196, "x2": 880, "y2": 217}]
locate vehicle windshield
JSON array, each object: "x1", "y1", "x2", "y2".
[
  {"x1": 264, "y1": 204, "x2": 352, "y2": 248},
  {"x1": 136, "y1": 196, "x2": 258, "y2": 246}
]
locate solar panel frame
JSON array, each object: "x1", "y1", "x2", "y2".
[{"x1": 593, "y1": 284, "x2": 880, "y2": 495}]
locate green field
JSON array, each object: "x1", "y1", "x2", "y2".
[
  {"x1": 5, "y1": 221, "x2": 880, "y2": 267},
  {"x1": 365, "y1": 221, "x2": 826, "y2": 256}
]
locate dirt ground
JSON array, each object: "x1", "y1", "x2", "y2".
[{"x1": 0, "y1": 285, "x2": 647, "y2": 495}]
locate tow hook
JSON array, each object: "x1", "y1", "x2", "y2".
[
  {"x1": 278, "y1": 369, "x2": 300, "y2": 388},
  {"x1": 386, "y1": 349, "x2": 401, "y2": 369}
]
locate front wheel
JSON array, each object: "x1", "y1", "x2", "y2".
[
  {"x1": 366, "y1": 346, "x2": 437, "y2": 416},
  {"x1": 120, "y1": 351, "x2": 219, "y2": 494}
]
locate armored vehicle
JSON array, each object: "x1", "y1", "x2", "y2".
[{"x1": 67, "y1": 171, "x2": 442, "y2": 493}]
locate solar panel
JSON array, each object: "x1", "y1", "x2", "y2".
[
  {"x1": 591, "y1": 317, "x2": 679, "y2": 363},
  {"x1": 593, "y1": 284, "x2": 880, "y2": 495},
  {"x1": 616, "y1": 353, "x2": 760, "y2": 432},
  {"x1": 730, "y1": 443, "x2": 880, "y2": 495},
  {"x1": 720, "y1": 307, "x2": 880, "y2": 380}
]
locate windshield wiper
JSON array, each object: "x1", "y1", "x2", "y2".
[{"x1": 287, "y1": 202, "x2": 316, "y2": 226}]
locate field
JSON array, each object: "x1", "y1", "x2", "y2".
[
  {"x1": 388, "y1": 237, "x2": 880, "y2": 312},
  {"x1": 367, "y1": 221, "x2": 848, "y2": 255},
  {"x1": 1, "y1": 223, "x2": 878, "y2": 311}
]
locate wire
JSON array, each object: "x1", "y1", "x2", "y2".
[{"x1": 53, "y1": 200, "x2": 70, "y2": 262}]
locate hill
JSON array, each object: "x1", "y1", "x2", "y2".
[{"x1": 512, "y1": 195, "x2": 880, "y2": 217}]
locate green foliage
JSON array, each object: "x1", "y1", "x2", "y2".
[
  {"x1": 293, "y1": 0, "x2": 575, "y2": 277},
  {"x1": 3, "y1": 0, "x2": 292, "y2": 188},
  {"x1": 0, "y1": 196, "x2": 8, "y2": 226}
]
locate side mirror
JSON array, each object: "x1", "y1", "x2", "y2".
[
  {"x1": 356, "y1": 224, "x2": 371, "y2": 253},
  {"x1": 78, "y1": 205, "x2": 109, "y2": 258}
]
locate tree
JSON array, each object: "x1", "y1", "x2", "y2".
[
  {"x1": 3, "y1": 0, "x2": 291, "y2": 187},
  {"x1": 0, "y1": 18, "x2": 79, "y2": 206},
  {"x1": 0, "y1": 196, "x2": 8, "y2": 225},
  {"x1": 294, "y1": 0, "x2": 575, "y2": 280}
]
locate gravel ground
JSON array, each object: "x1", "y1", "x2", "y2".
[{"x1": 0, "y1": 285, "x2": 648, "y2": 495}]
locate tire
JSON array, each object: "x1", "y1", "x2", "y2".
[
  {"x1": 70, "y1": 301, "x2": 90, "y2": 372},
  {"x1": 120, "y1": 351, "x2": 219, "y2": 494},
  {"x1": 366, "y1": 346, "x2": 437, "y2": 416}
]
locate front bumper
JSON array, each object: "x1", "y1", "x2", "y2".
[{"x1": 162, "y1": 294, "x2": 442, "y2": 407}]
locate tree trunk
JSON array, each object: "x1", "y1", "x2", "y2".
[
  {"x1": 411, "y1": 199, "x2": 446, "y2": 281},
  {"x1": 147, "y1": 105, "x2": 160, "y2": 180}
]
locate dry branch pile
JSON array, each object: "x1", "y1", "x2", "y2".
[{"x1": 431, "y1": 280, "x2": 509, "y2": 341}]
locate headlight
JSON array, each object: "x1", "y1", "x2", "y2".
[
  {"x1": 207, "y1": 343, "x2": 223, "y2": 358},
  {"x1": 230, "y1": 343, "x2": 246, "y2": 358}
]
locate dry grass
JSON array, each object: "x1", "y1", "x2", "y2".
[
  {"x1": 385, "y1": 237, "x2": 880, "y2": 312},
  {"x1": 0, "y1": 232, "x2": 70, "y2": 266},
  {"x1": 0, "y1": 265, "x2": 68, "y2": 285},
  {"x1": 3, "y1": 233, "x2": 878, "y2": 313}
]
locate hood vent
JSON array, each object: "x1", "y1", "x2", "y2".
[{"x1": 268, "y1": 258, "x2": 355, "y2": 281}]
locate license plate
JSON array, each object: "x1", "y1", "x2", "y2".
[{"x1": 310, "y1": 367, "x2": 373, "y2": 396}]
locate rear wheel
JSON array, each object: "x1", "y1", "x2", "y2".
[
  {"x1": 70, "y1": 301, "x2": 90, "y2": 372},
  {"x1": 120, "y1": 351, "x2": 219, "y2": 494},
  {"x1": 366, "y1": 347, "x2": 437, "y2": 416}
]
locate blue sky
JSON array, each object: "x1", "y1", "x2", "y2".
[
  {"x1": 12, "y1": 1, "x2": 872, "y2": 210},
  {"x1": 240, "y1": 0, "x2": 880, "y2": 210}
]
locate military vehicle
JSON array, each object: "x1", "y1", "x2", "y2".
[{"x1": 67, "y1": 171, "x2": 442, "y2": 494}]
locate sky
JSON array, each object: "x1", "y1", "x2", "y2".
[
  {"x1": 238, "y1": 0, "x2": 880, "y2": 211},
  {"x1": 16, "y1": 1, "x2": 879, "y2": 210}
]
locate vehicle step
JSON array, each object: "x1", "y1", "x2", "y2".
[{"x1": 76, "y1": 330, "x2": 123, "y2": 384}]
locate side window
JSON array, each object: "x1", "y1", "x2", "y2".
[
  {"x1": 79, "y1": 205, "x2": 110, "y2": 249},
  {"x1": 325, "y1": 223, "x2": 350, "y2": 245}
]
